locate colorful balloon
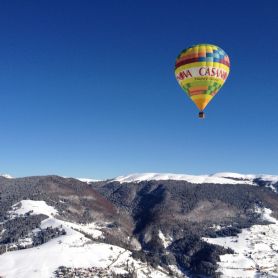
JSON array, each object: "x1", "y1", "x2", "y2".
[{"x1": 175, "y1": 44, "x2": 230, "y2": 118}]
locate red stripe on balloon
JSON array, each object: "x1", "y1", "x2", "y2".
[{"x1": 175, "y1": 58, "x2": 200, "y2": 68}]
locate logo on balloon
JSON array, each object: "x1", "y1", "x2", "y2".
[{"x1": 176, "y1": 67, "x2": 228, "y2": 82}]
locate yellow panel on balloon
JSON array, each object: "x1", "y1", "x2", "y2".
[{"x1": 191, "y1": 95, "x2": 213, "y2": 111}]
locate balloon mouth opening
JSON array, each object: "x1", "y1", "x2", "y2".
[{"x1": 198, "y1": 112, "x2": 205, "y2": 119}]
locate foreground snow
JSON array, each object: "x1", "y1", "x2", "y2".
[
  {"x1": 10, "y1": 200, "x2": 58, "y2": 218},
  {"x1": 203, "y1": 208, "x2": 278, "y2": 278},
  {"x1": 0, "y1": 200, "x2": 178, "y2": 278}
]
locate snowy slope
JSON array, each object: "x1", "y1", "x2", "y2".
[
  {"x1": 0, "y1": 200, "x2": 179, "y2": 278},
  {"x1": 111, "y1": 172, "x2": 278, "y2": 190},
  {"x1": 76, "y1": 172, "x2": 278, "y2": 190},
  {"x1": 76, "y1": 178, "x2": 101, "y2": 183},
  {"x1": 0, "y1": 174, "x2": 13, "y2": 179},
  {"x1": 10, "y1": 200, "x2": 58, "y2": 217},
  {"x1": 113, "y1": 172, "x2": 253, "y2": 184},
  {"x1": 203, "y1": 208, "x2": 278, "y2": 278}
]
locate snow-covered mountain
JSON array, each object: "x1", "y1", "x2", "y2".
[
  {"x1": 0, "y1": 173, "x2": 278, "y2": 277},
  {"x1": 107, "y1": 172, "x2": 278, "y2": 194},
  {"x1": 112, "y1": 172, "x2": 278, "y2": 185},
  {"x1": 0, "y1": 173, "x2": 13, "y2": 179},
  {"x1": 76, "y1": 177, "x2": 101, "y2": 183}
]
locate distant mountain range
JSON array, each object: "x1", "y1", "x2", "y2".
[{"x1": 0, "y1": 172, "x2": 278, "y2": 277}]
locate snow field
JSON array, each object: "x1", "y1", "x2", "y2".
[
  {"x1": 0, "y1": 200, "x2": 174, "y2": 278},
  {"x1": 203, "y1": 208, "x2": 278, "y2": 278}
]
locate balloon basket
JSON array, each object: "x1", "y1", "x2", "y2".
[{"x1": 198, "y1": 112, "x2": 205, "y2": 119}]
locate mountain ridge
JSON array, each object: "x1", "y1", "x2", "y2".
[{"x1": 0, "y1": 173, "x2": 278, "y2": 277}]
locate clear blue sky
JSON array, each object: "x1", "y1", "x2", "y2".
[{"x1": 0, "y1": 0, "x2": 278, "y2": 179}]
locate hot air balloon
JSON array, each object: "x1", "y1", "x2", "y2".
[{"x1": 175, "y1": 44, "x2": 230, "y2": 118}]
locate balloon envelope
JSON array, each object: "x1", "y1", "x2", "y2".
[{"x1": 175, "y1": 44, "x2": 230, "y2": 112}]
